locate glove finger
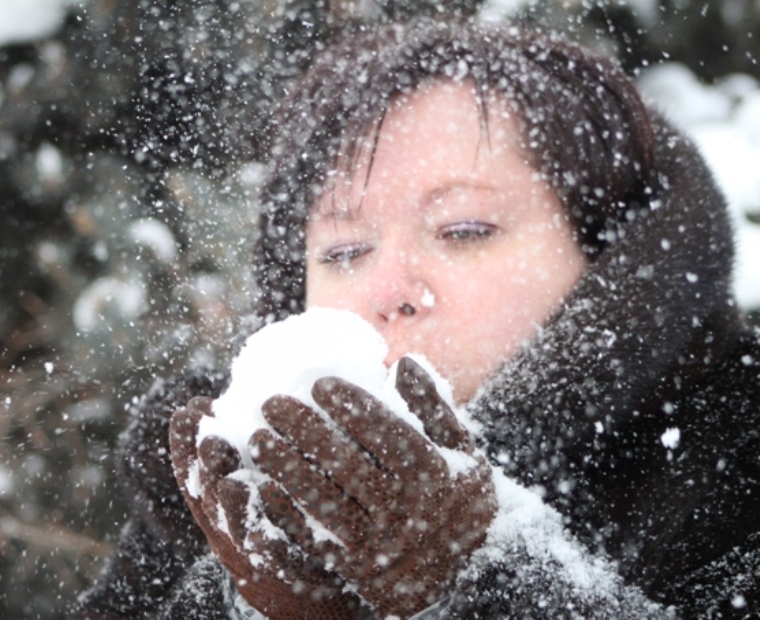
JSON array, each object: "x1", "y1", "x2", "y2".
[
  {"x1": 199, "y1": 435, "x2": 242, "y2": 481},
  {"x1": 213, "y1": 476, "x2": 269, "y2": 589},
  {"x1": 252, "y1": 429, "x2": 370, "y2": 545},
  {"x1": 169, "y1": 399, "x2": 213, "y2": 531},
  {"x1": 227, "y1": 514, "x2": 356, "y2": 620},
  {"x1": 262, "y1": 395, "x2": 391, "y2": 511},
  {"x1": 169, "y1": 397, "x2": 211, "y2": 489},
  {"x1": 258, "y1": 480, "x2": 349, "y2": 569},
  {"x1": 395, "y1": 357, "x2": 473, "y2": 453},
  {"x1": 216, "y1": 478, "x2": 333, "y2": 609},
  {"x1": 262, "y1": 396, "x2": 425, "y2": 562},
  {"x1": 217, "y1": 476, "x2": 257, "y2": 551},
  {"x1": 447, "y1": 461, "x2": 497, "y2": 550},
  {"x1": 198, "y1": 435, "x2": 243, "y2": 531},
  {"x1": 313, "y1": 377, "x2": 448, "y2": 485}
]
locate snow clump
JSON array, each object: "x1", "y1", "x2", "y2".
[{"x1": 200, "y1": 307, "x2": 453, "y2": 465}]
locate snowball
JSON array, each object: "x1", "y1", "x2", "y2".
[{"x1": 202, "y1": 308, "x2": 455, "y2": 469}]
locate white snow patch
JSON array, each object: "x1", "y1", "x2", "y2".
[
  {"x1": 477, "y1": 0, "x2": 531, "y2": 22},
  {"x1": 63, "y1": 397, "x2": 110, "y2": 422},
  {"x1": 638, "y1": 64, "x2": 731, "y2": 125},
  {"x1": 732, "y1": 594, "x2": 747, "y2": 609},
  {"x1": 205, "y1": 308, "x2": 394, "y2": 459},
  {"x1": 73, "y1": 275, "x2": 148, "y2": 332},
  {"x1": 638, "y1": 63, "x2": 760, "y2": 309},
  {"x1": 661, "y1": 427, "x2": 681, "y2": 450},
  {"x1": 437, "y1": 446, "x2": 479, "y2": 478},
  {"x1": 0, "y1": 0, "x2": 78, "y2": 46},
  {"x1": 0, "y1": 467, "x2": 13, "y2": 496},
  {"x1": 128, "y1": 218, "x2": 178, "y2": 264},
  {"x1": 37, "y1": 240, "x2": 60, "y2": 264},
  {"x1": 301, "y1": 510, "x2": 345, "y2": 548},
  {"x1": 237, "y1": 162, "x2": 268, "y2": 188},
  {"x1": 186, "y1": 459, "x2": 201, "y2": 499},
  {"x1": 6, "y1": 64, "x2": 34, "y2": 94},
  {"x1": 215, "y1": 502, "x2": 231, "y2": 537},
  {"x1": 35, "y1": 142, "x2": 64, "y2": 184},
  {"x1": 475, "y1": 469, "x2": 621, "y2": 594},
  {"x1": 421, "y1": 287, "x2": 436, "y2": 308}
]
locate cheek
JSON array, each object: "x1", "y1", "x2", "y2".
[
  {"x1": 430, "y1": 272, "x2": 517, "y2": 372},
  {"x1": 305, "y1": 264, "x2": 338, "y2": 308},
  {"x1": 305, "y1": 268, "x2": 371, "y2": 318},
  {"x1": 435, "y1": 257, "x2": 527, "y2": 329},
  {"x1": 430, "y1": 247, "x2": 582, "y2": 388},
  {"x1": 307, "y1": 278, "x2": 353, "y2": 310}
]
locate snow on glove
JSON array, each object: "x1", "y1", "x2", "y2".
[
  {"x1": 169, "y1": 397, "x2": 369, "y2": 620},
  {"x1": 252, "y1": 357, "x2": 497, "y2": 619}
]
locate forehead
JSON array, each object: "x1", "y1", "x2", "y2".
[
  {"x1": 311, "y1": 80, "x2": 526, "y2": 218},
  {"x1": 378, "y1": 80, "x2": 521, "y2": 151}
]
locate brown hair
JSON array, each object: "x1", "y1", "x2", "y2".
[{"x1": 253, "y1": 19, "x2": 655, "y2": 322}]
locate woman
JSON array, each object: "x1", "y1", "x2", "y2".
[{"x1": 75, "y1": 19, "x2": 760, "y2": 619}]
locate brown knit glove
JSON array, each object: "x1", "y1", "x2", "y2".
[
  {"x1": 252, "y1": 357, "x2": 497, "y2": 619},
  {"x1": 169, "y1": 397, "x2": 368, "y2": 620}
]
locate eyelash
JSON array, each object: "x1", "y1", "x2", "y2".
[
  {"x1": 317, "y1": 221, "x2": 496, "y2": 267},
  {"x1": 438, "y1": 221, "x2": 497, "y2": 242},
  {"x1": 319, "y1": 243, "x2": 372, "y2": 267}
]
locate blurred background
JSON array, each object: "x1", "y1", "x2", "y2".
[{"x1": 1, "y1": 1, "x2": 759, "y2": 617}]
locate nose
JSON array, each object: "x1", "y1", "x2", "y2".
[{"x1": 370, "y1": 246, "x2": 431, "y2": 325}]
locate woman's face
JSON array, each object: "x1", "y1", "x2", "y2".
[{"x1": 306, "y1": 81, "x2": 586, "y2": 403}]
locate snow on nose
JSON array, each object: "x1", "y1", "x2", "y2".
[{"x1": 421, "y1": 287, "x2": 436, "y2": 308}]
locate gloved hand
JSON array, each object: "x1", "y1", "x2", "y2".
[
  {"x1": 169, "y1": 397, "x2": 369, "y2": 620},
  {"x1": 252, "y1": 357, "x2": 497, "y2": 619}
]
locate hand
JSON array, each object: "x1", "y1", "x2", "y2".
[
  {"x1": 169, "y1": 397, "x2": 369, "y2": 619},
  {"x1": 252, "y1": 357, "x2": 497, "y2": 619}
]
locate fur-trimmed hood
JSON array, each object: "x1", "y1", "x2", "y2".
[{"x1": 469, "y1": 113, "x2": 760, "y2": 610}]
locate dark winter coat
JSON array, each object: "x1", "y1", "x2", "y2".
[{"x1": 72, "y1": 116, "x2": 760, "y2": 618}]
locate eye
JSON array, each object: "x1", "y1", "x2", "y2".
[
  {"x1": 439, "y1": 221, "x2": 498, "y2": 243},
  {"x1": 318, "y1": 243, "x2": 372, "y2": 267}
]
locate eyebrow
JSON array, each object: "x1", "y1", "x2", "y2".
[
  {"x1": 421, "y1": 181, "x2": 499, "y2": 210},
  {"x1": 310, "y1": 180, "x2": 499, "y2": 223},
  {"x1": 310, "y1": 203, "x2": 357, "y2": 222}
]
